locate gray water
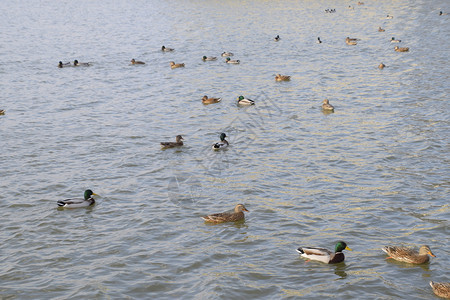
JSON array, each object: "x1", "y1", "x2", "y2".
[{"x1": 1, "y1": 0, "x2": 449, "y2": 299}]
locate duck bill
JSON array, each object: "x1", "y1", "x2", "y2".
[
  {"x1": 345, "y1": 246, "x2": 353, "y2": 251},
  {"x1": 428, "y1": 251, "x2": 436, "y2": 257},
  {"x1": 92, "y1": 193, "x2": 99, "y2": 196},
  {"x1": 243, "y1": 208, "x2": 249, "y2": 212}
]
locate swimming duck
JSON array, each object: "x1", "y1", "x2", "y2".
[
  {"x1": 274, "y1": 35, "x2": 280, "y2": 41},
  {"x1": 322, "y1": 99, "x2": 335, "y2": 111},
  {"x1": 212, "y1": 133, "x2": 229, "y2": 150},
  {"x1": 225, "y1": 57, "x2": 240, "y2": 64},
  {"x1": 394, "y1": 46, "x2": 409, "y2": 52},
  {"x1": 391, "y1": 37, "x2": 401, "y2": 43},
  {"x1": 296, "y1": 241, "x2": 352, "y2": 264},
  {"x1": 358, "y1": 1, "x2": 364, "y2": 5},
  {"x1": 0, "y1": 109, "x2": 5, "y2": 115},
  {"x1": 386, "y1": 15, "x2": 394, "y2": 19},
  {"x1": 381, "y1": 245, "x2": 436, "y2": 264},
  {"x1": 202, "y1": 95, "x2": 222, "y2": 104},
  {"x1": 440, "y1": 11, "x2": 448, "y2": 16},
  {"x1": 429, "y1": 281, "x2": 450, "y2": 299},
  {"x1": 348, "y1": 5, "x2": 354, "y2": 10},
  {"x1": 237, "y1": 95, "x2": 255, "y2": 106},
  {"x1": 202, "y1": 56, "x2": 217, "y2": 61},
  {"x1": 160, "y1": 135, "x2": 184, "y2": 149},
  {"x1": 275, "y1": 74, "x2": 291, "y2": 81},
  {"x1": 73, "y1": 60, "x2": 91, "y2": 67},
  {"x1": 378, "y1": 63, "x2": 386, "y2": 69},
  {"x1": 317, "y1": 37, "x2": 322, "y2": 44},
  {"x1": 170, "y1": 61, "x2": 185, "y2": 69},
  {"x1": 57, "y1": 189, "x2": 98, "y2": 208},
  {"x1": 131, "y1": 58, "x2": 145, "y2": 64},
  {"x1": 221, "y1": 51, "x2": 234, "y2": 57},
  {"x1": 161, "y1": 45, "x2": 174, "y2": 52},
  {"x1": 202, "y1": 204, "x2": 249, "y2": 223},
  {"x1": 345, "y1": 37, "x2": 358, "y2": 45},
  {"x1": 378, "y1": 27, "x2": 385, "y2": 32},
  {"x1": 58, "y1": 61, "x2": 71, "y2": 68}
]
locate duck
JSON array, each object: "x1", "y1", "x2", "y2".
[
  {"x1": 73, "y1": 60, "x2": 91, "y2": 67},
  {"x1": 202, "y1": 95, "x2": 222, "y2": 105},
  {"x1": 317, "y1": 37, "x2": 322, "y2": 44},
  {"x1": 58, "y1": 61, "x2": 71, "y2": 68},
  {"x1": 275, "y1": 74, "x2": 291, "y2": 81},
  {"x1": 170, "y1": 61, "x2": 185, "y2": 69},
  {"x1": 202, "y1": 204, "x2": 249, "y2": 223},
  {"x1": 394, "y1": 46, "x2": 409, "y2": 52},
  {"x1": 358, "y1": 1, "x2": 364, "y2": 5},
  {"x1": 378, "y1": 63, "x2": 386, "y2": 69},
  {"x1": 274, "y1": 35, "x2": 280, "y2": 41},
  {"x1": 225, "y1": 57, "x2": 240, "y2": 64},
  {"x1": 440, "y1": 11, "x2": 448, "y2": 16},
  {"x1": 0, "y1": 109, "x2": 5, "y2": 115},
  {"x1": 348, "y1": 5, "x2": 354, "y2": 10},
  {"x1": 429, "y1": 281, "x2": 450, "y2": 299},
  {"x1": 322, "y1": 99, "x2": 335, "y2": 111},
  {"x1": 237, "y1": 95, "x2": 255, "y2": 106},
  {"x1": 386, "y1": 15, "x2": 394, "y2": 19},
  {"x1": 57, "y1": 189, "x2": 98, "y2": 208},
  {"x1": 161, "y1": 45, "x2": 174, "y2": 52},
  {"x1": 221, "y1": 51, "x2": 234, "y2": 57},
  {"x1": 130, "y1": 58, "x2": 145, "y2": 65},
  {"x1": 296, "y1": 241, "x2": 352, "y2": 264},
  {"x1": 202, "y1": 56, "x2": 217, "y2": 61},
  {"x1": 212, "y1": 133, "x2": 229, "y2": 150},
  {"x1": 160, "y1": 135, "x2": 184, "y2": 149},
  {"x1": 378, "y1": 27, "x2": 385, "y2": 32},
  {"x1": 381, "y1": 245, "x2": 436, "y2": 264},
  {"x1": 391, "y1": 37, "x2": 401, "y2": 43},
  {"x1": 345, "y1": 37, "x2": 358, "y2": 45}
]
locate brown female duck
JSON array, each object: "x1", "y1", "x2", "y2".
[
  {"x1": 202, "y1": 204, "x2": 249, "y2": 223},
  {"x1": 382, "y1": 245, "x2": 435, "y2": 264},
  {"x1": 160, "y1": 135, "x2": 184, "y2": 149}
]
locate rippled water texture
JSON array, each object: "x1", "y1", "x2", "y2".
[{"x1": 0, "y1": 0, "x2": 449, "y2": 299}]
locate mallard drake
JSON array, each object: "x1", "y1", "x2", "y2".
[
  {"x1": 386, "y1": 15, "x2": 394, "y2": 19},
  {"x1": 131, "y1": 58, "x2": 145, "y2": 65},
  {"x1": 322, "y1": 99, "x2": 335, "y2": 111},
  {"x1": 381, "y1": 245, "x2": 436, "y2": 264},
  {"x1": 202, "y1": 56, "x2": 217, "y2": 61},
  {"x1": 237, "y1": 95, "x2": 255, "y2": 106},
  {"x1": 378, "y1": 27, "x2": 385, "y2": 32},
  {"x1": 202, "y1": 204, "x2": 249, "y2": 223},
  {"x1": 296, "y1": 241, "x2": 352, "y2": 264},
  {"x1": 161, "y1": 45, "x2": 174, "y2": 52},
  {"x1": 394, "y1": 46, "x2": 409, "y2": 52},
  {"x1": 274, "y1": 35, "x2": 280, "y2": 41},
  {"x1": 170, "y1": 61, "x2": 185, "y2": 69},
  {"x1": 225, "y1": 57, "x2": 240, "y2": 64},
  {"x1": 73, "y1": 60, "x2": 91, "y2": 67},
  {"x1": 202, "y1": 95, "x2": 221, "y2": 104},
  {"x1": 391, "y1": 37, "x2": 401, "y2": 43},
  {"x1": 378, "y1": 63, "x2": 386, "y2": 69},
  {"x1": 58, "y1": 61, "x2": 71, "y2": 68},
  {"x1": 160, "y1": 135, "x2": 183, "y2": 149},
  {"x1": 57, "y1": 189, "x2": 98, "y2": 208},
  {"x1": 430, "y1": 281, "x2": 450, "y2": 299},
  {"x1": 317, "y1": 37, "x2": 322, "y2": 44},
  {"x1": 348, "y1": 5, "x2": 354, "y2": 9},
  {"x1": 0, "y1": 109, "x2": 5, "y2": 115},
  {"x1": 440, "y1": 11, "x2": 448, "y2": 16},
  {"x1": 221, "y1": 51, "x2": 234, "y2": 57},
  {"x1": 275, "y1": 74, "x2": 291, "y2": 81},
  {"x1": 212, "y1": 133, "x2": 229, "y2": 150}
]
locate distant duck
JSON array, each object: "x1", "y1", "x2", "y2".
[
  {"x1": 274, "y1": 35, "x2": 280, "y2": 41},
  {"x1": 382, "y1": 245, "x2": 435, "y2": 264},
  {"x1": 386, "y1": 15, "x2": 394, "y2": 19},
  {"x1": 212, "y1": 132, "x2": 229, "y2": 150},
  {"x1": 296, "y1": 241, "x2": 352, "y2": 264},
  {"x1": 378, "y1": 63, "x2": 386, "y2": 69},
  {"x1": 73, "y1": 60, "x2": 91, "y2": 67},
  {"x1": 221, "y1": 51, "x2": 234, "y2": 57},
  {"x1": 317, "y1": 37, "x2": 322, "y2": 44},
  {"x1": 429, "y1": 281, "x2": 450, "y2": 299},
  {"x1": 0, "y1": 109, "x2": 5, "y2": 115},
  {"x1": 348, "y1": 5, "x2": 354, "y2": 9},
  {"x1": 345, "y1": 37, "x2": 359, "y2": 45},
  {"x1": 358, "y1": 1, "x2": 364, "y2": 5},
  {"x1": 237, "y1": 95, "x2": 255, "y2": 106},
  {"x1": 160, "y1": 135, "x2": 184, "y2": 149},
  {"x1": 161, "y1": 45, "x2": 174, "y2": 52},
  {"x1": 225, "y1": 57, "x2": 240, "y2": 64},
  {"x1": 378, "y1": 27, "x2": 385, "y2": 32},
  {"x1": 202, "y1": 56, "x2": 217, "y2": 61},
  {"x1": 394, "y1": 46, "x2": 409, "y2": 52},
  {"x1": 440, "y1": 11, "x2": 448, "y2": 16},
  {"x1": 391, "y1": 37, "x2": 401, "y2": 43},
  {"x1": 202, "y1": 95, "x2": 222, "y2": 105},
  {"x1": 202, "y1": 204, "x2": 249, "y2": 223},
  {"x1": 58, "y1": 61, "x2": 71, "y2": 68},
  {"x1": 170, "y1": 61, "x2": 185, "y2": 69},
  {"x1": 57, "y1": 189, "x2": 98, "y2": 208},
  {"x1": 275, "y1": 74, "x2": 291, "y2": 81},
  {"x1": 130, "y1": 58, "x2": 145, "y2": 65},
  {"x1": 322, "y1": 99, "x2": 335, "y2": 111}
]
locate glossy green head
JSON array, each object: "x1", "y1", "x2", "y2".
[
  {"x1": 238, "y1": 96, "x2": 244, "y2": 101},
  {"x1": 226, "y1": 57, "x2": 231, "y2": 61},
  {"x1": 203, "y1": 56, "x2": 207, "y2": 60},
  {"x1": 84, "y1": 189, "x2": 96, "y2": 200},
  {"x1": 335, "y1": 241, "x2": 352, "y2": 252},
  {"x1": 220, "y1": 133, "x2": 227, "y2": 141}
]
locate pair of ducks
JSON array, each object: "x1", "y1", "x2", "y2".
[
  {"x1": 58, "y1": 60, "x2": 91, "y2": 68},
  {"x1": 160, "y1": 133, "x2": 229, "y2": 150},
  {"x1": 202, "y1": 95, "x2": 254, "y2": 106}
]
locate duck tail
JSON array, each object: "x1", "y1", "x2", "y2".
[{"x1": 57, "y1": 200, "x2": 66, "y2": 207}]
